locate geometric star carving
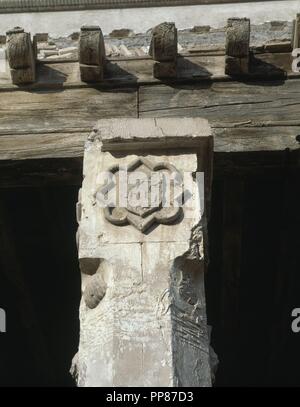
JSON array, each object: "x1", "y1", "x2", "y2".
[{"x1": 97, "y1": 157, "x2": 183, "y2": 233}]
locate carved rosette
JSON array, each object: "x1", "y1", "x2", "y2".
[{"x1": 96, "y1": 157, "x2": 183, "y2": 233}]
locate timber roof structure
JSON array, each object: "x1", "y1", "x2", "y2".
[
  {"x1": 0, "y1": 0, "x2": 274, "y2": 13},
  {"x1": 0, "y1": 14, "x2": 299, "y2": 186}
]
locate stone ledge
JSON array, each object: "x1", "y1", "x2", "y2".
[{"x1": 92, "y1": 117, "x2": 212, "y2": 151}]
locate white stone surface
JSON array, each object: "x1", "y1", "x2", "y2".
[
  {"x1": 0, "y1": 48, "x2": 8, "y2": 77},
  {"x1": 0, "y1": 1, "x2": 298, "y2": 37}
]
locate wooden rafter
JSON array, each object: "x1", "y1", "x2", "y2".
[{"x1": 0, "y1": 0, "x2": 275, "y2": 14}]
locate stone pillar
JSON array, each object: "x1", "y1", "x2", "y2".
[{"x1": 73, "y1": 117, "x2": 214, "y2": 387}]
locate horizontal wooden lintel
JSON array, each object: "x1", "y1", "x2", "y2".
[
  {"x1": 0, "y1": 0, "x2": 274, "y2": 14},
  {"x1": 0, "y1": 52, "x2": 296, "y2": 91}
]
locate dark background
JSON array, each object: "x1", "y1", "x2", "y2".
[{"x1": 0, "y1": 161, "x2": 299, "y2": 386}]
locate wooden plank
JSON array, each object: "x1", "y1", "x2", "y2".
[
  {"x1": 0, "y1": 87, "x2": 137, "y2": 134},
  {"x1": 0, "y1": 149, "x2": 297, "y2": 187},
  {"x1": 0, "y1": 132, "x2": 89, "y2": 160},
  {"x1": 0, "y1": 127, "x2": 299, "y2": 162},
  {"x1": 0, "y1": 0, "x2": 277, "y2": 14},
  {"x1": 213, "y1": 127, "x2": 300, "y2": 152},
  {"x1": 0, "y1": 56, "x2": 225, "y2": 88},
  {"x1": 0, "y1": 52, "x2": 294, "y2": 89},
  {"x1": 139, "y1": 79, "x2": 300, "y2": 127}
]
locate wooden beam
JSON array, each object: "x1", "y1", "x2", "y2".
[
  {"x1": 3, "y1": 78, "x2": 300, "y2": 139},
  {"x1": 0, "y1": 51, "x2": 294, "y2": 90},
  {"x1": 0, "y1": 131, "x2": 89, "y2": 160},
  {"x1": 0, "y1": 0, "x2": 274, "y2": 14},
  {"x1": 213, "y1": 127, "x2": 300, "y2": 153},
  {"x1": 0, "y1": 149, "x2": 298, "y2": 188},
  {"x1": 138, "y1": 80, "x2": 300, "y2": 127},
  {"x1": 0, "y1": 87, "x2": 137, "y2": 135},
  {"x1": 0, "y1": 127, "x2": 298, "y2": 162}
]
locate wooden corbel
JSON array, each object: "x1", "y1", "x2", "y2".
[
  {"x1": 79, "y1": 26, "x2": 106, "y2": 83},
  {"x1": 225, "y1": 18, "x2": 250, "y2": 76},
  {"x1": 149, "y1": 22, "x2": 178, "y2": 79},
  {"x1": 6, "y1": 27, "x2": 36, "y2": 85}
]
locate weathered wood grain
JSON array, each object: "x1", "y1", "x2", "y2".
[
  {"x1": 0, "y1": 51, "x2": 294, "y2": 89},
  {"x1": 0, "y1": 139, "x2": 298, "y2": 187},
  {"x1": 0, "y1": 87, "x2": 137, "y2": 134},
  {"x1": 0, "y1": 127, "x2": 298, "y2": 162},
  {"x1": 0, "y1": 132, "x2": 89, "y2": 160},
  {"x1": 6, "y1": 27, "x2": 36, "y2": 84},
  {"x1": 0, "y1": 0, "x2": 276, "y2": 14},
  {"x1": 79, "y1": 26, "x2": 106, "y2": 82},
  {"x1": 139, "y1": 79, "x2": 300, "y2": 127},
  {"x1": 213, "y1": 127, "x2": 300, "y2": 152},
  {"x1": 0, "y1": 149, "x2": 297, "y2": 187},
  {"x1": 225, "y1": 18, "x2": 250, "y2": 75}
]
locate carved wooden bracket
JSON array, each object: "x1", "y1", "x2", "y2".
[
  {"x1": 97, "y1": 157, "x2": 183, "y2": 233},
  {"x1": 6, "y1": 27, "x2": 36, "y2": 85},
  {"x1": 149, "y1": 22, "x2": 178, "y2": 78},
  {"x1": 225, "y1": 18, "x2": 250, "y2": 76},
  {"x1": 79, "y1": 25, "x2": 106, "y2": 83}
]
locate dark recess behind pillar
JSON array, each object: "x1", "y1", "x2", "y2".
[
  {"x1": 0, "y1": 186, "x2": 80, "y2": 386},
  {"x1": 0, "y1": 163, "x2": 300, "y2": 386},
  {"x1": 207, "y1": 163, "x2": 300, "y2": 386}
]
